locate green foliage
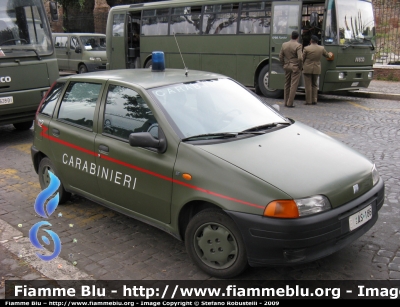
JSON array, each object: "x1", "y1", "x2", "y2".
[{"x1": 58, "y1": 0, "x2": 86, "y2": 11}]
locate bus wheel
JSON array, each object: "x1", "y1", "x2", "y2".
[
  {"x1": 38, "y1": 157, "x2": 71, "y2": 204},
  {"x1": 13, "y1": 121, "x2": 33, "y2": 131},
  {"x1": 258, "y1": 65, "x2": 284, "y2": 99},
  {"x1": 78, "y1": 64, "x2": 88, "y2": 74},
  {"x1": 145, "y1": 59, "x2": 152, "y2": 69},
  {"x1": 185, "y1": 208, "x2": 248, "y2": 278}
]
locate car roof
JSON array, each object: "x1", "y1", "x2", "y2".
[{"x1": 57, "y1": 69, "x2": 227, "y2": 89}]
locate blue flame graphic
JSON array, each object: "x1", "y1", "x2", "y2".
[
  {"x1": 34, "y1": 170, "x2": 60, "y2": 218},
  {"x1": 29, "y1": 170, "x2": 62, "y2": 261},
  {"x1": 29, "y1": 221, "x2": 61, "y2": 261}
]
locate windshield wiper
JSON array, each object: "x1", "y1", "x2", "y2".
[
  {"x1": 243, "y1": 122, "x2": 291, "y2": 132},
  {"x1": 342, "y1": 38, "x2": 374, "y2": 50},
  {"x1": 363, "y1": 38, "x2": 375, "y2": 50},
  {"x1": 7, "y1": 48, "x2": 41, "y2": 60},
  {"x1": 182, "y1": 131, "x2": 265, "y2": 142}
]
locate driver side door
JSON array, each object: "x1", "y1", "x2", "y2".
[{"x1": 94, "y1": 82, "x2": 174, "y2": 223}]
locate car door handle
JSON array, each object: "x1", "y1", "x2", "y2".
[
  {"x1": 99, "y1": 144, "x2": 109, "y2": 155},
  {"x1": 52, "y1": 128, "x2": 60, "y2": 137}
]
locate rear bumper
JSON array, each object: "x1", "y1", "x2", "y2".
[{"x1": 225, "y1": 178, "x2": 385, "y2": 267}]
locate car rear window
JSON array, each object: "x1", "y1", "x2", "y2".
[
  {"x1": 58, "y1": 82, "x2": 102, "y2": 129},
  {"x1": 38, "y1": 82, "x2": 65, "y2": 117}
]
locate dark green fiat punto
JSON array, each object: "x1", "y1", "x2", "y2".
[{"x1": 31, "y1": 56, "x2": 384, "y2": 278}]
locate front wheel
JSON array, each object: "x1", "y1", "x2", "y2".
[
  {"x1": 13, "y1": 121, "x2": 33, "y2": 131},
  {"x1": 258, "y1": 64, "x2": 284, "y2": 99},
  {"x1": 78, "y1": 64, "x2": 88, "y2": 74},
  {"x1": 185, "y1": 209, "x2": 248, "y2": 278},
  {"x1": 38, "y1": 157, "x2": 71, "y2": 204}
]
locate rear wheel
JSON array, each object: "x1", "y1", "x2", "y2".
[
  {"x1": 185, "y1": 208, "x2": 248, "y2": 278},
  {"x1": 258, "y1": 64, "x2": 284, "y2": 99},
  {"x1": 78, "y1": 64, "x2": 88, "y2": 74},
  {"x1": 145, "y1": 59, "x2": 152, "y2": 69},
  {"x1": 38, "y1": 157, "x2": 71, "y2": 204},
  {"x1": 13, "y1": 121, "x2": 33, "y2": 131}
]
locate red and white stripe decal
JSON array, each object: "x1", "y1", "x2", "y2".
[{"x1": 40, "y1": 125, "x2": 264, "y2": 209}]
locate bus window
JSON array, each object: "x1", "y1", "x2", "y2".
[
  {"x1": 142, "y1": 8, "x2": 169, "y2": 35},
  {"x1": 170, "y1": 6, "x2": 201, "y2": 35},
  {"x1": 202, "y1": 4, "x2": 239, "y2": 35},
  {"x1": 324, "y1": 0, "x2": 338, "y2": 44},
  {"x1": 272, "y1": 5, "x2": 299, "y2": 35},
  {"x1": 239, "y1": 2, "x2": 271, "y2": 34},
  {"x1": 113, "y1": 14, "x2": 125, "y2": 37}
]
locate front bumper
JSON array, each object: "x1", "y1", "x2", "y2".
[
  {"x1": 86, "y1": 62, "x2": 107, "y2": 72},
  {"x1": 226, "y1": 178, "x2": 385, "y2": 267}
]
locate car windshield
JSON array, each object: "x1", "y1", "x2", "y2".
[
  {"x1": 149, "y1": 78, "x2": 287, "y2": 139},
  {"x1": 0, "y1": 0, "x2": 53, "y2": 56},
  {"x1": 80, "y1": 36, "x2": 106, "y2": 51}
]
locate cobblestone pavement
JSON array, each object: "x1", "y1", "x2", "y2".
[{"x1": 0, "y1": 84, "x2": 399, "y2": 285}]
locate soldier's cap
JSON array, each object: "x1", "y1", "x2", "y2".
[{"x1": 311, "y1": 35, "x2": 319, "y2": 42}]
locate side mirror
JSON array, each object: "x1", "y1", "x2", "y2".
[
  {"x1": 49, "y1": 1, "x2": 59, "y2": 22},
  {"x1": 75, "y1": 46, "x2": 82, "y2": 53},
  {"x1": 310, "y1": 12, "x2": 319, "y2": 28},
  {"x1": 271, "y1": 104, "x2": 280, "y2": 112},
  {"x1": 129, "y1": 129, "x2": 167, "y2": 153}
]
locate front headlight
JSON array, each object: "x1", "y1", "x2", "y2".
[
  {"x1": 295, "y1": 195, "x2": 331, "y2": 216},
  {"x1": 89, "y1": 57, "x2": 102, "y2": 61},
  {"x1": 264, "y1": 195, "x2": 331, "y2": 218},
  {"x1": 372, "y1": 164, "x2": 380, "y2": 186}
]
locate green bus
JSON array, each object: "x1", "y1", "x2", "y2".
[
  {"x1": 106, "y1": 0, "x2": 376, "y2": 98},
  {"x1": 0, "y1": 0, "x2": 59, "y2": 130}
]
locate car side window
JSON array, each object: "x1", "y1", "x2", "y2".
[
  {"x1": 70, "y1": 36, "x2": 79, "y2": 50},
  {"x1": 103, "y1": 85, "x2": 158, "y2": 140},
  {"x1": 54, "y1": 36, "x2": 67, "y2": 48},
  {"x1": 58, "y1": 82, "x2": 102, "y2": 129},
  {"x1": 38, "y1": 82, "x2": 65, "y2": 117}
]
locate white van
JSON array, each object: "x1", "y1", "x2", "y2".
[{"x1": 52, "y1": 33, "x2": 107, "y2": 74}]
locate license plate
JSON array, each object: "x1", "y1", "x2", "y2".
[
  {"x1": 0, "y1": 96, "x2": 13, "y2": 105},
  {"x1": 351, "y1": 82, "x2": 359, "y2": 86},
  {"x1": 349, "y1": 204, "x2": 372, "y2": 231}
]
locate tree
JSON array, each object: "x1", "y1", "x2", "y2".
[{"x1": 57, "y1": 0, "x2": 86, "y2": 32}]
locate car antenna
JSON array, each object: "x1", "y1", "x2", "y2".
[{"x1": 173, "y1": 32, "x2": 188, "y2": 77}]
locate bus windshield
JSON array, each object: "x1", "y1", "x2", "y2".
[
  {"x1": 0, "y1": 0, "x2": 53, "y2": 58},
  {"x1": 325, "y1": 0, "x2": 375, "y2": 46}
]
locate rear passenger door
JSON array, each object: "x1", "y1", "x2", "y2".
[
  {"x1": 94, "y1": 82, "x2": 174, "y2": 223},
  {"x1": 49, "y1": 80, "x2": 104, "y2": 197}
]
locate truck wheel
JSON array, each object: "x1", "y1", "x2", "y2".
[
  {"x1": 13, "y1": 121, "x2": 33, "y2": 131},
  {"x1": 38, "y1": 157, "x2": 71, "y2": 204},
  {"x1": 185, "y1": 208, "x2": 248, "y2": 278},
  {"x1": 78, "y1": 64, "x2": 88, "y2": 74},
  {"x1": 145, "y1": 59, "x2": 152, "y2": 69},
  {"x1": 258, "y1": 64, "x2": 284, "y2": 99}
]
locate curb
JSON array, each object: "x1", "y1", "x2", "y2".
[
  {"x1": 0, "y1": 218, "x2": 93, "y2": 282},
  {"x1": 326, "y1": 91, "x2": 400, "y2": 101}
]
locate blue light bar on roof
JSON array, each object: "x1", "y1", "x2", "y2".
[{"x1": 152, "y1": 51, "x2": 165, "y2": 72}]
